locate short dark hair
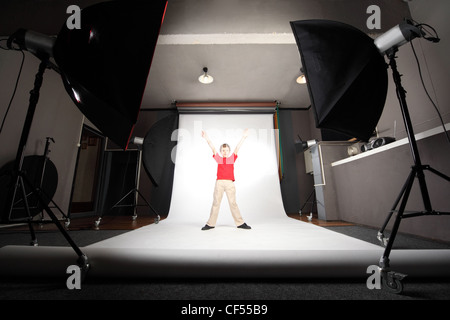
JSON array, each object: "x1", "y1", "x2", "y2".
[{"x1": 220, "y1": 143, "x2": 230, "y2": 151}]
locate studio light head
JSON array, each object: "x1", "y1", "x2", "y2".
[
  {"x1": 7, "y1": 29, "x2": 55, "y2": 60},
  {"x1": 130, "y1": 137, "x2": 144, "y2": 146},
  {"x1": 374, "y1": 19, "x2": 423, "y2": 54},
  {"x1": 295, "y1": 136, "x2": 317, "y2": 153}
]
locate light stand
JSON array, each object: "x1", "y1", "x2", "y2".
[
  {"x1": 298, "y1": 188, "x2": 316, "y2": 221},
  {"x1": 21, "y1": 137, "x2": 70, "y2": 227},
  {"x1": 290, "y1": 18, "x2": 449, "y2": 294},
  {"x1": 94, "y1": 138, "x2": 160, "y2": 228},
  {"x1": 295, "y1": 137, "x2": 318, "y2": 221},
  {"x1": 376, "y1": 48, "x2": 450, "y2": 293},
  {"x1": 7, "y1": 58, "x2": 89, "y2": 272},
  {"x1": 35, "y1": 137, "x2": 57, "y2": 224},
  {"x1": 9, "y1": 137, "x2": 70, "y2": 228},
  {"x1": 4, "y1": 0, "x2": 167, "y2": 284}
]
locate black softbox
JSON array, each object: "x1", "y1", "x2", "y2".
[
  {"x1": 142, "y1": 113, "x2": 179, "y2": 187},
  {"x1": 290, "y1": 20, "x2": 388, "y2": 141},
  {"x1": 53, "y1": 0, "x2": 168, "y2": 149}
]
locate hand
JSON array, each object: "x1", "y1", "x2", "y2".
[
  {"x1": 201, "y1": 130, "x2": 207, "y2": 138},
  {"x1": 243, "y1": 128, "x2": 249, "y2": 138}
]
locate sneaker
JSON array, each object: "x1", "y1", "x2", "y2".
[
  {"x1": 237, "y1": 223, "x2": 251, "y2": 229},
  {"x1": 201, "y1": 224, "x2": 215, "y2": 230}
]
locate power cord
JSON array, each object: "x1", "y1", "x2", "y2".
[{"x1": 409, "y1": 21, "x2": 450, "y2": 146}]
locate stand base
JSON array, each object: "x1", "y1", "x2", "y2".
[
  {"x1": 377, "y1": 164, "x2": 450, "y2": 294},
  {"x1": 374, "y1": 51, "x2": 450, "y2": 294},
  {"x1": 94, "y1": 188, "x2": 160, "y2": 229},
  {"x1": 299, "y1": 188, "x2": 316, "y2": 222}
]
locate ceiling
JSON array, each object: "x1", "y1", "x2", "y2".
[{"x1": 0, "y1": 0, "x2": 411, "y2": 110}]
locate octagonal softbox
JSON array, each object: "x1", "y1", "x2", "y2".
[
  {"x1": 290, "y1": 20, "x2": 388, "y2": 141},
  {"x1": 53, "y1": 0, "x2": 168, "y2": 149}
]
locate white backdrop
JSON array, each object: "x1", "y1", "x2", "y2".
[{"x1": 167, "y1": 113, "x2": 286, "y2": 225}]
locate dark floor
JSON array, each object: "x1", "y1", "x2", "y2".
[{"x1": 1, "y1": 215, "x2": 450, "y2": 304}]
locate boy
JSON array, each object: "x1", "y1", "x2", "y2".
[{"x1": 201, "y1": 129, "x2": 251, "y2": 230}]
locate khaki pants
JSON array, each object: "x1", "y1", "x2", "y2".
[{"x1": 206, "y1": 180, "x2": 245, "y2": 227}]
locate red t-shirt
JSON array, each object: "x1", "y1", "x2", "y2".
[{"x1": 213, "y1": 153, "x2": 237, "y2": 181}]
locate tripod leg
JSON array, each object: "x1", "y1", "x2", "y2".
[
  {"x1": 416, "y1": 166, "x2": 432, "y2": 212},
  {"x1": 16, "y1": 176, "x2": 39, "y2": 246},
  {"x1": 426, "y1": 166, "x2": 450, "y2": 181},
  {"x1": 136, "y1": 190, "x2": 161, "y2": 223},
  {"x1": 95, "y1": 188, "x2": 135, "y2": 228},
  {"x1": 299, "y1": 189, "x2": 314, "y2": 215},
  {"x1": 47, "y1": 198, "x2": 70, "y2": 226},
  {"x1": 22, "y1": 174, "x2": 89, "y2": 271},
  {"x1": 379, "y1": 168, "x2": 415, "y2": 270},
  {"x1": 377, "y1": 169, "x2": 415, "y2": 246},
  {"x1": 26, "y1": 220, "x2": 38, "y2": 246},
  {"x1": 33, "y1": 184, "x2": 71, "y2": 226},
  {"x1": 377, "y1": 170, "x2": 414, "y2": 295},
  {"x1": 308, "y1": 190, "x2": 316, "y2": 221},
  {"x1": 47, "y1": 198, "x2": 71, "y2": 227},
  {"x1": 42, "y1": 199, "x2": 89, "y2": 270},
  {"x1": 132, "y1": 188, "x2": 138, "y2": 221}
]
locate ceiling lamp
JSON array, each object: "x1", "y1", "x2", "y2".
[
  {"x1": 296, "y1": 74, "x2": 306, "y2": 84},
  {"x1": 296, "y1": 68, "x2": 306, "y2": 84},
  {"x1": 198, "y1": 67, "x2": 214, "y2": 84}
]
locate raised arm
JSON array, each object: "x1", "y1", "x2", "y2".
[
  {"x1": 202, "y1": 130, "x2": 216, "y2": 155},
  {"x1": 233, "y1": 128, "x2": 249, "y2": 155}
]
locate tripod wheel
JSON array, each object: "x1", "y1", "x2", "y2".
[
  {"x1": 77, "y1": 254, "x2": 90, "y2": 282},
  {"x1": 382, "y1": 271, "x2": 406, "y2": 294},
  {"x1": 377, "y1": 232, "x2": 389, "y2": 246},
  {"x1": 383, "y1": 276, "x2": 403, "y2": 294}
]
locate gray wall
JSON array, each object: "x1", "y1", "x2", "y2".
[{"x1": 332, "y1": 131, "x2": 450, "y2": 242}]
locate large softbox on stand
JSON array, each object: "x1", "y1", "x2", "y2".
[
  {"x1": 53, "y1": 0, "x2": 168, "y2": 149},
  {"x1": 290, "y1": 20, "x2": 388, "y2": 141},
  {"x1": 290, "y1": 18, "x2": 450, "y2": 294},
  {"x1": 5, "y1": 0, "x2": 168, "y2": 278}
]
